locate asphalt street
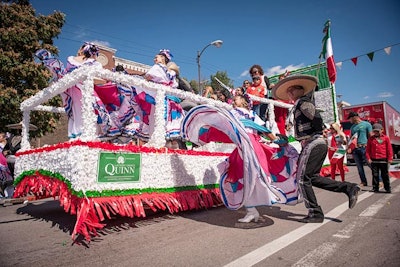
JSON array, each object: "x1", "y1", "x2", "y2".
[{"x1": 0, "y1": 165, "x2": 399, "y2": 267}]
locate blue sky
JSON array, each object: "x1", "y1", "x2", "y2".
[{"x1": 31, "y1": 0, "x2": 400, "y2": 112}]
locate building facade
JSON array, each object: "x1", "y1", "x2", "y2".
[{"x1": 97, "y1": 45, "x2": 151, "y2": 75}]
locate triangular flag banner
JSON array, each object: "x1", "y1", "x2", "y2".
[
  {"x1": 384, "y1": 47, "x2": 392, "y2": 55},
  {"x1": 367, "y1": 52, "x2": 374, "y2": 62},
  {"x1": 336, "y1": 61, "x2": 343, "y2": 69},
  {"x1": 320, "y1": 20, "x2": 337, "y2": 83},
  {"x1": 351, "y1": 57, "x2": 358, "y2": 66}
]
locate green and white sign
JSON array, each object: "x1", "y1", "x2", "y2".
[{"x1": 97, "y1": 152, "x2": 141, "y2": 183}]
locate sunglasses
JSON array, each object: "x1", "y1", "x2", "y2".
[
  {"x1": 244, "y1": 82, "x2": 250, "y2": 84},
  {"x1": 251, "y1": 70, "x2": 260, "y2": 75},
  {"x1": 252, "y1": 76, "x2": 260, "y2": 80}
]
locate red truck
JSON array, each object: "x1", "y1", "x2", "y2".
[{"x1": 341, "y1": 101, "x2": 400, "y2": 161}]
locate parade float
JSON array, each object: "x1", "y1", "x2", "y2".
[
  {"x1": 14, "y1": 64, "x2": 301, "y2": 241},
  {"x1": 13, "y1": 58, "x2": 354, "y2": 242}
]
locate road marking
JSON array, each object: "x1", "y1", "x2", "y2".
[
  {"x1": 292, "y1": 242, "x2": 337, "y2": 267},
  {"x1": 224, "y1": 181, "x2": 398, "y2": 267},
  {"x1": 293, "y1": 185, "x2": 397, "y2": 266}
]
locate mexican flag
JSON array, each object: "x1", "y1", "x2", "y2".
[
  {"x1": 348, "y1": 132, "x2": 358, "y2": 152},
  {"x1": 389, "y1": 163, "x2": 400, "y2": 179},
  {"x1": 321, "y1": 20, "x2": 337, "y2": 84},
  {"x1": 330, "y1": 148, "x2": 346, "y2": 164}
]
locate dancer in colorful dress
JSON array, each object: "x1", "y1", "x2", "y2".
[
  {"x1": 181, "y1": 96, "x2": 301, "y2": 223},
  {"x1": 62, "y1": 42, "x2": 102, "y2": 138},
  {"x1": 36, "y1": 44, "x2": 138, "y2": 141},
  {"x1": 137, "y1": 49, "x2": 185, "y2": 147},
  {"x1": 229, "y1": 95, "x2": 299, "y2": 222}
]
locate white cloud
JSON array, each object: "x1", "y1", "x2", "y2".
[
  {"x1": 266, "y1": 64, "x2": 305, "y2": 76},
  {"x1": 239, "y1": 70, "x2": 248, "y2": 77},
  {"x1": 377, "y1": 92, "x2": 394, "y2": 98},
  {"x1": 239, "y1": 63, "x2": 305, "y2": 78},
  {"x1": 363, "y1": 96, "x2": 370, "y2": 99}
]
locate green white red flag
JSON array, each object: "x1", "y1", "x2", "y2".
[
  {"x1": 321, "y1": 20, "x2": 337, "y2": 84},
  {"x1": 347, "y1": 132, "x2": 358, "y2": 152},
  {"x1": 330, "y1": 148, "x2": 346, "y2": 164},
  {"x1": 389, "y1": 163, "x2": 400, "y2": 179}
]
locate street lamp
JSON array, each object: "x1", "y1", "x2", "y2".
[{"x1": 197, "y1": 39, "x2": 223, "y2": 96}]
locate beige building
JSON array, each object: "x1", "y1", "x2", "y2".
[{"x1": 96, "y1": 45, "x2": 151, "y2": 75}]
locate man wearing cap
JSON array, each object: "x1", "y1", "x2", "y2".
[
  {"x1": 365, "y1": 123, "x2": 392, "y2": 193},
  {"x1": 347, "y1": 111, "x2": 373, "y2": 186},
  {"x1": 272, "y1": 75, "x2": 360, "y2": 223}
]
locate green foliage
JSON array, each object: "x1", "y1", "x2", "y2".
[
  {"x1": 0, "y1": 0, "x2": 65, "y2": 137},
  {"x1": 210, "y1": 71, "x2": 233, "y2": 92},
  {"x1": 189, "y1": 79, "x2": 199, "y2": 94}
]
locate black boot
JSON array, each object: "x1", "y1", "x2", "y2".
[{"x1": 300, "y1": 209, "x2": 324, "y2": 223}]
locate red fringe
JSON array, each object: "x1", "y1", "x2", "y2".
[{"x1": 14, "y1": 174, "x2": 222, "y2": 242}]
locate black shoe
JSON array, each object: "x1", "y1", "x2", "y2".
[
  {"x1": 300, "y1": 215, "x2": 324, "y2": 223},
  {"x1": 385, "y1": 190, "x2": 391, "y2": 194},
  {"x1": 369, "y1": 189, "x2": 379, "y2": 193},
  {"x1": 348, "y1": 185, "x2": 361, "y2": 209}
]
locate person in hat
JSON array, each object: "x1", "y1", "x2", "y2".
[
  {"x1": 328, "y1": 122, "x2": 347, "y2": 181},
  {"x1": 141, "y1": 50, "x2": 185, "y2": 148},
  {"x1": 365, "y1": 123, "x2": 393, "y2": 193},
  {"x1": 145, "y1": 49, "x2": 178, "y2": 88},
  {"x1": 272, "y1": 75, "x2": 360, "y2": 223},
  {"x1": 347, "y1": 111, "x2": 373, "y2": 186},
  {"x1": 167, "y1": 62, "x2": 193, "y2": 93},
  {"x1": 62, "y1": 42, "x2": 103, "y2": 139}
]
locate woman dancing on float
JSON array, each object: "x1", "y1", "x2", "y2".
[{"x1": 181, "y1": 94, "x2": 300, "y2": 223}]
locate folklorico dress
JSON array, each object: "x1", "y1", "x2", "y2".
[
  {"x1": 136, "y1": 63, "x2": 184, "y2": 141},
  {"x1": 62, "y1": 56, "x2": 102, "y2": 138},
  {"x1": 181, "y1": 105, "x2": 300, "y2": 211}
]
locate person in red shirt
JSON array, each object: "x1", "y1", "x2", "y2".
[
  {"x1": 328, "y1": 122, "x2": 347, "y2": 181},
  {"x1": 246, "y1": 76, "x2": 265, "y2": 117},
  {"x1": 366, "y1": 123, "x2": 393, "y2": 193}
]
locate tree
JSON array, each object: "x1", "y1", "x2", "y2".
[
  {"x1": 189, "y1": 79, "x2": 199, "y2": 95},
  {"x1": 0, "y1": 0, "x2": 65, "y2": 137},
  {"x1": 210, "y1": 71, "x2": 234, "y2": 92}
]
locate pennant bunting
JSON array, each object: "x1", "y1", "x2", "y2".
[
  {"x1": 320, "y1": 20, "x2": 337, "y2": 84},
  {"x1": 384, "y1": 47, "x2": 392, "y2": 55},
  {"x1": 334, "y1": 42, "x2": 398, "y2": 68},
  {"x1": 367, "y1": 52, "x2": 374, "y2": 62}
]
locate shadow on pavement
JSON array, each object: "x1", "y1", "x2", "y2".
[{"x1": 14, "y1": 199, "x2": 179, "y2": 246}]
